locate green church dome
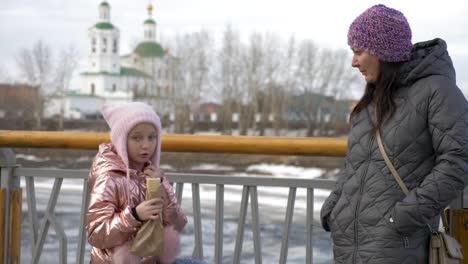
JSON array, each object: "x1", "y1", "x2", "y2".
[
  {"x1": 144, "y1": 18, "x2": 156, "y2": 25},
  {"x1": 95, "y1": 22, "x2": 114, "y2": 30},
  {"x1": 134, "y1": 41, "x2": 164, "y2": 57}
]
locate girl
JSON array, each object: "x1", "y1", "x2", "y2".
[
  {"x1": 86, "y1": 102, "x2": 200, "y2": 264},
  {"x1": 320, "y1": 4, "x2": 468, "y2": 264}
]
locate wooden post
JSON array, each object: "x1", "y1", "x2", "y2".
[
  {"x1": 0, "y1": 188, "x2": 5, "y2": 263},
  {"x1": 8, "y1": 188, "x2": 22, "y2": 264},
  {"x1": 453, "y1": 209, "x2": 468, "y2": 264},
  {"x1": 1, "y1": 148, "x2": 18, "y2": 264}
]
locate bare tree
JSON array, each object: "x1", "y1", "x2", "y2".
[
  {"x1": 169, "y1": 31, "x2": 213, "y2": 133},
  {"x1": 16, "y1": 40, "x2": 53, "y2": 129},
  {"x1": 258, "y1": 33, "x2": 283, "y2": 136},
  {"x1": 0, "y1": 64, "x2": 12, "y2": 83},
  {"x1": 312, "y1": 49, "x2": 360, "y2": 135},
  {"x1": 274, "y1": 36, "x2": 298, "y2": 136},
  {"x1": 325, "y1": 49, "x2": 361, "y2": 134},
  {"x1": 218, "y1": 25, "x2": 243, "y2": 135},
  {"x1": 54, "y1": 44, "x2": 79, "y2": 130},
  {"x1": 313, "y1": 48, "x2": 340, "y2": 135},
  {"x1": 293, "y1": 41, "x2": 360, "y2": 136},
  {"x1": 16, "y1": 49, "x2": 36, "y2": 83},
  {"x1": 237, "y1": 33, "x2": 266, "y2": 135},
  {"x1": 295, "y1": 40, "x2": 321, "y2": 136}
]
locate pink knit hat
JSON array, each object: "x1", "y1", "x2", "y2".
[
  {"x1": 348, "y1": 4, "x2": 412, "y2": 62},
  {"x1": 101, "y1": 102, "x2": 162, "y2": 168}
]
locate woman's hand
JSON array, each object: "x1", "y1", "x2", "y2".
[{"x1": 135, "y1": 197, "x2": 163, "y2": 221}]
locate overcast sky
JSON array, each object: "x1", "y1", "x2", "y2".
[{"x1": 0, "y1": 0, "x2": 467, "y2": 97}]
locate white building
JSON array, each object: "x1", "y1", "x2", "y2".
[{"x1": 55, "y1": 1, "x2": 176, "y2": 119}]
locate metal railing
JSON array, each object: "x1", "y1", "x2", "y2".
[
  {"x1": 6, "y1": 164, "x2": 337, "y2": 264},
  {"x1": 0, "y1": 130, "x2": 340, "y2": 263},
  {"x1": 0, "y1": 131, "x2": 347, "y2": 263},
  {"x1": 3, "y1": 164, "x2": 337, "y2": 264}
]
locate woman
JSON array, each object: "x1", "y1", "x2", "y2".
[{"x1": 320, "y1": 4, "x2": 468, "y2": 264}]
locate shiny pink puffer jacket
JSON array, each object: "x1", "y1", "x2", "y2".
[{"x1": 86, "y1": 144, "x2": 187, "y2": 263}]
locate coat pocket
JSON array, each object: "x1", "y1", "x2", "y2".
[
  {"x1": 379, "y1": 210, "x2": 428, "y2": 249},
  {"x1": 372, "y1": 211, "x2": 407, "y2": 248},
  {"x1": 328, "y1": 197, "x2": 353, "y2": 235}
]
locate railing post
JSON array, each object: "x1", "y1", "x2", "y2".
[{"x1": 1, "y1": 148, "x2": 21, "y2": 264}]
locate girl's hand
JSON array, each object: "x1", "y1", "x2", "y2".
[
  {"x1": 142, "y1": 165, "x2": 164, "y2": 179},
  {"x1": 135, "y1": 197, "x2": 163, "y2": 221}
]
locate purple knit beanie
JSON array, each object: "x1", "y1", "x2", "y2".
[
  {"x1": 101, "y1": 102, "x2": 162, "y2": 168},
  {"x1": 348, "y1": 4, "x2": 412, "y2": 62}
]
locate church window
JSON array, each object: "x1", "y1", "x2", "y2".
[
  {"x1": 91, "y1": 84, "x2": 95, "y2": 95},
  {"x1": 102, "y1": 38, "x2": 107, "y2": 53},
  {"x1": 113, "y1": 39, "x2": 118, "y2": 53},
  {"x1": 91, "y1": 38, "x2": 96, "y2": 53}
]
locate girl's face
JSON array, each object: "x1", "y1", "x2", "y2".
[
  {"x1": 127, "y1": 123, "x2": 158, "y2": 171},
  {"x1": 351, "y1": 48, "x2": 380, "y2": 83}
]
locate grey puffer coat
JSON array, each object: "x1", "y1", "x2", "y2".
[{"x1": 320, "y1": 38, "x2": 468, "y2": 264}]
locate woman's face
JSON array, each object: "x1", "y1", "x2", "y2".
[
  {"x1": 127, "y1": 122, "x2": 158, "y2": 171},
  {"x1": 351, "y1": 48, "x2": 380, "y2": 83}
]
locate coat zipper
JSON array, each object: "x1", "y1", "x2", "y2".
[{"x1": 352, "y1": 134, "x2": 375, "y2": 264}]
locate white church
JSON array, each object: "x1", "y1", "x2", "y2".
[{"x1": 47, "y1": 1, "x2": 176, "y2": 119}]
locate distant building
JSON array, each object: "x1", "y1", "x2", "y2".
[
  {"x1": 51, "y1": 1, "x2": 177, "y2": 119},
  {"x1": 0, "y1": 83, "x2": 39, "y2": 118},
  {"x1": 193, "y1": 102, "x2": 221, "y2": 122},
  {"x1": 287, "y1": 93, "x2": 355, "y2": 125}
]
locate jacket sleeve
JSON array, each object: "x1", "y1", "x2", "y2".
[
  {"x1": 392, "y1": 76, "x2": 468, "y2": 236},
  {"x1": 161, "y1": 176, "x2": 187, "y2": 231},
  {"x1": 320, "y1": 164, "x2": 347, "y2": 231},
  {"x1": 86, "y1": 172, "x2": 142, "y2": 249}
]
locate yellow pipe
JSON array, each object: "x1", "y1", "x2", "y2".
[{"x1": 0, "y1": 130, "x2": 347, "y2": 156}]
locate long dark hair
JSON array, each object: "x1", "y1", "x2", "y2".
[{"x1": 350, "y1": 61, "x2": 404, "y2": 130}]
